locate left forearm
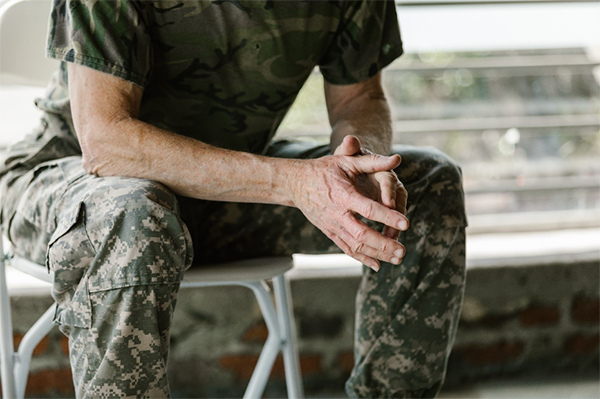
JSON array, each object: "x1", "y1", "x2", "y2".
[
  {"x1": 329, "y1": 95, "x2": 393, "y2": 155},
  {"x1": 327, "y1": 73, "x2": 393, "y2": 155}
]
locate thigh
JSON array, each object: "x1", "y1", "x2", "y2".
[
  {"x1": 1, "y1": 156, "x2": 81, "y2": 264},
  {"x1": 2, "y1": 154, "x2": 187, "y2": 267},
  {"x1": 179, "y1": 198, "x2": 339, "y2": 265},
  {"x1": 0, "y1": 112, "x2": 80, "y2": 261},
  {"x1": 9, "y1": 156, "x2": 191, "y2": 326},
  {"x1": 394, "y1": 145, "x2": 468, "y2": 231}
]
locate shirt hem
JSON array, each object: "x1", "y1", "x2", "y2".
[
  {"x1": 46, "y1": 47, "x2": 148, "y2": 88},
  {"x1": 322, "y1": 45, "x2": 404, "y2": 85}
]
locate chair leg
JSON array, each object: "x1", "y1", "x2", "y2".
[
  {"x1": 243, "y1": 281, "x2": 282, "y2": 399},
  {"x1": 273, "y1": 274, "x2": 304, "y2": 399},
  {"x1": 0, "y1": 238, "x2": 18, "y2": 399},
  {"x1": 14, "y1": 304, "x2": 56, "y2": 399}
]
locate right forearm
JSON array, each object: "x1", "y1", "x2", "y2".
[
  {"x1": 81, "y1": 117, "x2": 300, "y2": 205},
  {"x1": 68, "y1": 63, "x2": 300, "y2": 206}
]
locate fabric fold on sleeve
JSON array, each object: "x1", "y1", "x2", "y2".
[
  {"x1": 319, "y1": 0, "x2": 403, "y2": 85},
  {"x1": 46, "y1": 0, "x2": 153, "y2": 87}
]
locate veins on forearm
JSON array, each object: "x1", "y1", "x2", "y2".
[{"x1": 330, "y1": 94, "x2": 393, "y2": 156}]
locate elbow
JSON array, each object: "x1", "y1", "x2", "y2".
[
  {"x1": 77, "y1": 126, "x2": 115, "y2": 177},
  {"x1": 76, "y1": 114, "x2": 135, "y2": 177},
  {"x1": 80, "y1": 151, "x2": 103, "y2": 176},
  {"x1": 80, "y1": 141, "x2": 110, "y2": 176}
]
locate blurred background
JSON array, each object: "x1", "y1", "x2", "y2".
[
  {"x1": 277, "y1": 2, "x2": 600, "y2": 231},
  {"x1": 0, "y1": 0, "x2": 598, "y2": 398}
]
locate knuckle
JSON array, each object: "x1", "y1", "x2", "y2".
[
  {"x1": 378, "y1": 242, "x2": 389, "y2": 253},
  {"x1": 323, "y1": 229, "x2": 335, "y2": 240},
  {"x1": 352, "y1": 241, "x2": 364, "y2": 254},
  {"x1": 354, "y1": 255, "x2": 367, "y2": 265},
  {"x1": 354, "y1": 227, "x2": 367, "y2": 241},
  {"x1": 361, "y1": 202, "x2": 374, "y2": 217},
  {"x1": 384, "y1": 211, "x2": 397, "y2": 226},
  {"x1": 336, "y1": 240, "x2": 350, "y2": 253}
]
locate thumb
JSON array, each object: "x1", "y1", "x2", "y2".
[
  {"x1": 334, "y1": 135, "x2": 362, "y2": 156},
  {"x1": 351, "y1": 153, "x2": 401, "y2": 174}
]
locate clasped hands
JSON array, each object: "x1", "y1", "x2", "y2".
[{"x1": 290, "y1": 135, "x2": 408, "y2": 271}]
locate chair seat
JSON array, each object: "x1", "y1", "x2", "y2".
[
  {"x1": 7, "y1": 254, "x2": 52, "y2": 284},
  {"x1": 8, "y1": 253, "x2": 293, "y2": 286},
  {"x1": 183, "y1": 256, "x2": 293, "y2": 284},
  {"x1": 1, "y1": 250, "x2": 302, "y2": 399}
]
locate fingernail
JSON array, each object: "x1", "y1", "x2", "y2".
[
  {"x1": 397, "y1": 220, "x2": 408, "y2": 230},
  {"x1": 372, "y1": 263, "x2": 380, "y2": 272},
  {"x1": 391, "y1": 257, "x2": 399, "y2": 264},
  {"x1": 394, "y1": 249, "x2": 404, "y2": 258}
]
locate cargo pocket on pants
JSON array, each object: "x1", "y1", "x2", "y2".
[{"x1": 47, "y1": 201, "x2": 95, "y2": 330}]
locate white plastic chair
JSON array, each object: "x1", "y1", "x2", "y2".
[
  {"x1": 0, "y1": 241, "x2": 304, "y2": 399},
  {"x1": 0, "y1": 1, "x2": 304, "y2": 398}
]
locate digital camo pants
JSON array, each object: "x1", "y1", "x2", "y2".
[{"x1": 0, "y1": 120, "x2": 467, "y2": 398}]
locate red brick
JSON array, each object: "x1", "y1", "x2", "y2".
[
  {"x1": 219, "y1": 354, "x2": 260, "y2": 381},
  {"x1": 60, "y1": 335, "x2": 70, "y2": 356},
  {"x1": 338, "y1": 351, "x2": 354, "y2": 374},
  {"x1": 564, "y1": 334, "x2": 600, "y2": 354},
  {"x1": 220, "y1": 353, "x2": 322, "y2": 381},
  {"x1": 242, "y1": 322, "x2": 269, "y2": 343},
  {"x1": 571, "y1": 297, "x2": 600, "y2": 325},
  {"x1": 519, "y1": 304, "x2": 560, "y2": 327},
  {"x1": 454, "y1": 340, "x2": 525, "y2": 365},
  {"x1": 270, "y1": 356, "x2": 285, "y2": 379},
  {"x1": 13, "y1": 333, "x2": 49, "y2": 357},
  {"x1": 473, "y1": 314, "x2": 513, "y2": 328},
  {"x1": 298, "y1": 354, "x2": 323, "y2": 376},
  {"x1": 25, "y1": 368, "x2": 74, "y2": 395}
]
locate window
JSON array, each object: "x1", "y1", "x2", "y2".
[{"x1": 277, "y1": 0, "x2": 600, "y2": 238}]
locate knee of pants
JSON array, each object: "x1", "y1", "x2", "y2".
[
  {"x1": 393, "y1": 146, "x2": 467, "y2": 229},
  {"x1": 48, "y1": 176, "x2": 194, "y2": 329}
]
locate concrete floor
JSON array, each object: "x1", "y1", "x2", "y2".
[
  {"x1": 307, "y1": 375, "x2": 600, "y2": 399},
  {"x1": 438, "y1": 376, "x2": 599, "y2": 399}
]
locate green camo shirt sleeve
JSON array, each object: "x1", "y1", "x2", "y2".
[
  {"x1": 319, "y1": 0, "x2": 403, "y2": 85},
  {"x1": 46, "y1": 0, "x2": 152, "y2": 87}
]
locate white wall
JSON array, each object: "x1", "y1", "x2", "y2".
[{"x1": 397, "y1": 2, "x2": 600, "y2": 53}]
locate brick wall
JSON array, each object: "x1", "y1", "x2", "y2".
[
  {"x1": 1, "y1": 256, "x2": 598, "y2": 398},
  {"x1": 447, "y1": 259, "x2": 599, "y2": 386}
]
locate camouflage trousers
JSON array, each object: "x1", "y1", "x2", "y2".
[{"x1": 0, "y1": 120, "x2": 467, "y2": 398}]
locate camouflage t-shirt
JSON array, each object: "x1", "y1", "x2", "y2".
[{"x1": 40, "y1": 0, "x2": 403, "y2": 154}]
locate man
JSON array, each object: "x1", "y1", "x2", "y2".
[{"x1": 0, "y1": 0, "x2": 467, "y2": 397}]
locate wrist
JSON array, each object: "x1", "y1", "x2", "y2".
[{"x1": 269, "y1": 157, "x2": 306, "y2": 207}]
